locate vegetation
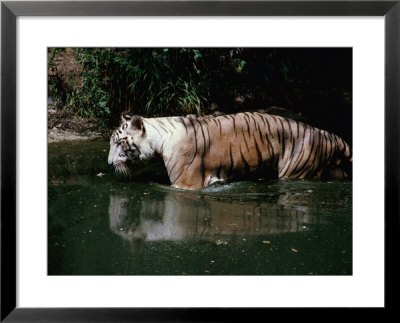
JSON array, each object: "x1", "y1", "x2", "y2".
[{"x1": 48, "y1": 48, "x2": 352, "y2": 142}]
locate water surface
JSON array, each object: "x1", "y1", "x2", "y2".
[{"x1": 48, "y1": 140, "x2": 352, "y2": 275}]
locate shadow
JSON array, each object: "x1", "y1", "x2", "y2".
[{"x1": 108, "y1": 181, "x2": 330, "y2": 254}]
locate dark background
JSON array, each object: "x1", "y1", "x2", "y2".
[{"x1": 48, "y1": 48, "x2": 352, "y2": 144}]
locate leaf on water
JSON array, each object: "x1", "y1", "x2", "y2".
[{"x1": 262, "y1": 240, "x2": 271, "y2": 244}]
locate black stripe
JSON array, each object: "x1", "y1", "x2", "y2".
[
  {"x1": 160, "y1": 140, "x2": 165, "y2": 153},
  {"x1": 264, "y1": 129, "x2": 275, "y2": 160},
  {"x1": 256, "y1": 113, "x2": 268, "y2": 133},
  {"x1": 217, "y1": 119, "x2": 222, "y2": 136},
  {"x1": 333, "y1": 134, "x2": 340, "y2": 152},
  {"x1": 168, "y1": 160, "x2": 178, "y2": 178},
  {"x1": 229, "y1": 142, "x2": 234, "y2": 174},
  {"x1": 168, "y1": 119, "x2": 176, "y2": 129},
  {"x1": 187, "y1": 118, "x2": 198, "y2": 168},
  {"x1": 319, "y1": 132, "x2": 329, "y2": 167},
  {"x1": 280, "y1": 136, "x2": 297, "y2": 178},
  {"x1": 241, "y1": 128, "x2": 250, "y2": 152},
  {"x1": 278, "y1": 119, "x2": 286, "y2": 160},
  {"x1": 206, "y1": 125, "x2": 211, "y2": 150},
  {"x1": 243, "y1": 113, "x2": 251, "y2": 136},
  {"x1": 230, "y1": 115, "x2": 237, "y2": 137},
  {"x1": 171, "y1": 167, "x2": 185, "y2": 184},
  {"x1": 288, "y1": 123, "x2": 307, "y2": 176},
  {"x1": 166, "y1": 153, "x2": 175, "y2": 167},
  {"x1": 254, "y1": 137, "x2": 263, "y2": 167},
  {"x1": 284, "y1": 118, "x2": 295, "y2": 164},
  {"x1": 285, "y1": 118, "x2": 293, "y2": 139},
  {"x1": 321, "y1": 132, "x2": 330, "y2": 170},
  {"x1": 156, "y1": 119, "x2": 166, "y2": 126},
  {"x1": 305, "y1": 129, "x2": 322, "y2": 177},
  {"x1": 239, "y1": 145, "x2": 250, "y2": 173},
  {"x1": 180, "y1": 117, "x2": 189, "y2": 135},
  {"x1": 276, "y1": 124, "x2": 281, "y2": 144},
  {"x1": 264, "y1": 116, "x2": 273, "y2": 138},
  {"x1": 295, "y1": 126, "x2": 317, "y2": 178},
  {"x1": 158, "y1": 124, "x2": 169, "y2": 134},
  {"x1": 131, "y1": 142, "x2": 141, "y2": 155},
  {"x1": 309, "y1": 130, "x2": 324, "y2": 177},
  {"x1": 197, "y1": 120, "x2": 208, "y2": 186},
  {"x1": 326, "y1": 132, "x2": 336, "y2": 163},
  {"x1": 197, "y1": 119, "x2": 207, "y2": 154},
  {"x1": 325, "y1": 132, "x2": 335, "y2": 163},
  {"x1": 200, "y1": 158, "x2": 206, "y2": 187},
  {"x1": 290, "y1": 148, "x2": 306, "y2": 177},
  {"x1": 249, "y1": 113, "x2": 258, "y2": 128},
  {"x1": 305, "y1": 130, "x2": 321, "y2": 177},
  {"x1": 257, "y1": 123, "x2": 265, "y2": 145}
]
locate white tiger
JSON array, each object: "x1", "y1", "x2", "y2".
[{"x1": 108, "y1": 112, "x2": 352, "y2": 190}]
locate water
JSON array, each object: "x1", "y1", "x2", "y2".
[{"x1": 48, "y1": 140, "x2": 352, "y2": 275}]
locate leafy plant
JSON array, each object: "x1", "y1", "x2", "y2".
[{"x1": 48, "y1": 48, "x2": 298, "y2": 124}]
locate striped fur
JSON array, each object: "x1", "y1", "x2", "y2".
[{"x1": 108, "y1": 112, "x2": 352, "y2": 190}]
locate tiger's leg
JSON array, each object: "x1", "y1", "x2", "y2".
[
  {"x1": 173, "y1": 163, "x2": 226, "y2": 190},
  {"x1": 170, "y1": 160, "x2": 207, "y2": 190}
]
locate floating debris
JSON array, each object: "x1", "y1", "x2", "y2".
[
  {"x1": 96, "y1": 172, "x2": 105, "y2": 177},
  {"x1": 262, "y1": 240, "x2": 271, "y2": 244},
  {"x1": 291, "y1": 248, "x2": 298, "y2": 253}
]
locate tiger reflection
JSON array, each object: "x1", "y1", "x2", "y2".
[{"x1": 108, "y1": 183, "x2": 332, "y2": 251}]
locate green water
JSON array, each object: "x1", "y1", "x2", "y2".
[{"x1": 48, "y1": 140, "x2": 352, "y2": 275}]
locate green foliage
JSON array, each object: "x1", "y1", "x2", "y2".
[
  {"x1": 49, "y1": 48, "x2": 219, "y2": 125},
  {"x1": 48, "y1": 47, "x2": 352, "y2": 144},
  {"x1": 116, "y1": 48, "x2": 210, "y2": 116},
  {"x1": 48, "y1": 47, "x2": 339, "y2": 126}
]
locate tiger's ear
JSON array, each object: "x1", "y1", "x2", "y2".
[
  {"x1": 129, "y1": 116, "x2": 146, "y2": 136},
  {"x1": 121, "y1": 112, "x2": 132, "y2": 123},
  {"x1": 130, "y1": 116, "x2": 143, "y2": 131}
]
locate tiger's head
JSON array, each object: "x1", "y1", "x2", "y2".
[{"x1": 108, "y1": 114, "x2": 154, "y2": 177}]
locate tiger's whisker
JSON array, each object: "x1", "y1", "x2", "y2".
[{"x1": 114, "y1": 162, "x2": 131, "y2": 179}]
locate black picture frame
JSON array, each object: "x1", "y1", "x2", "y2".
[{"x1": 1, "y1": 0, "x2": 398, "y2": 321}]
